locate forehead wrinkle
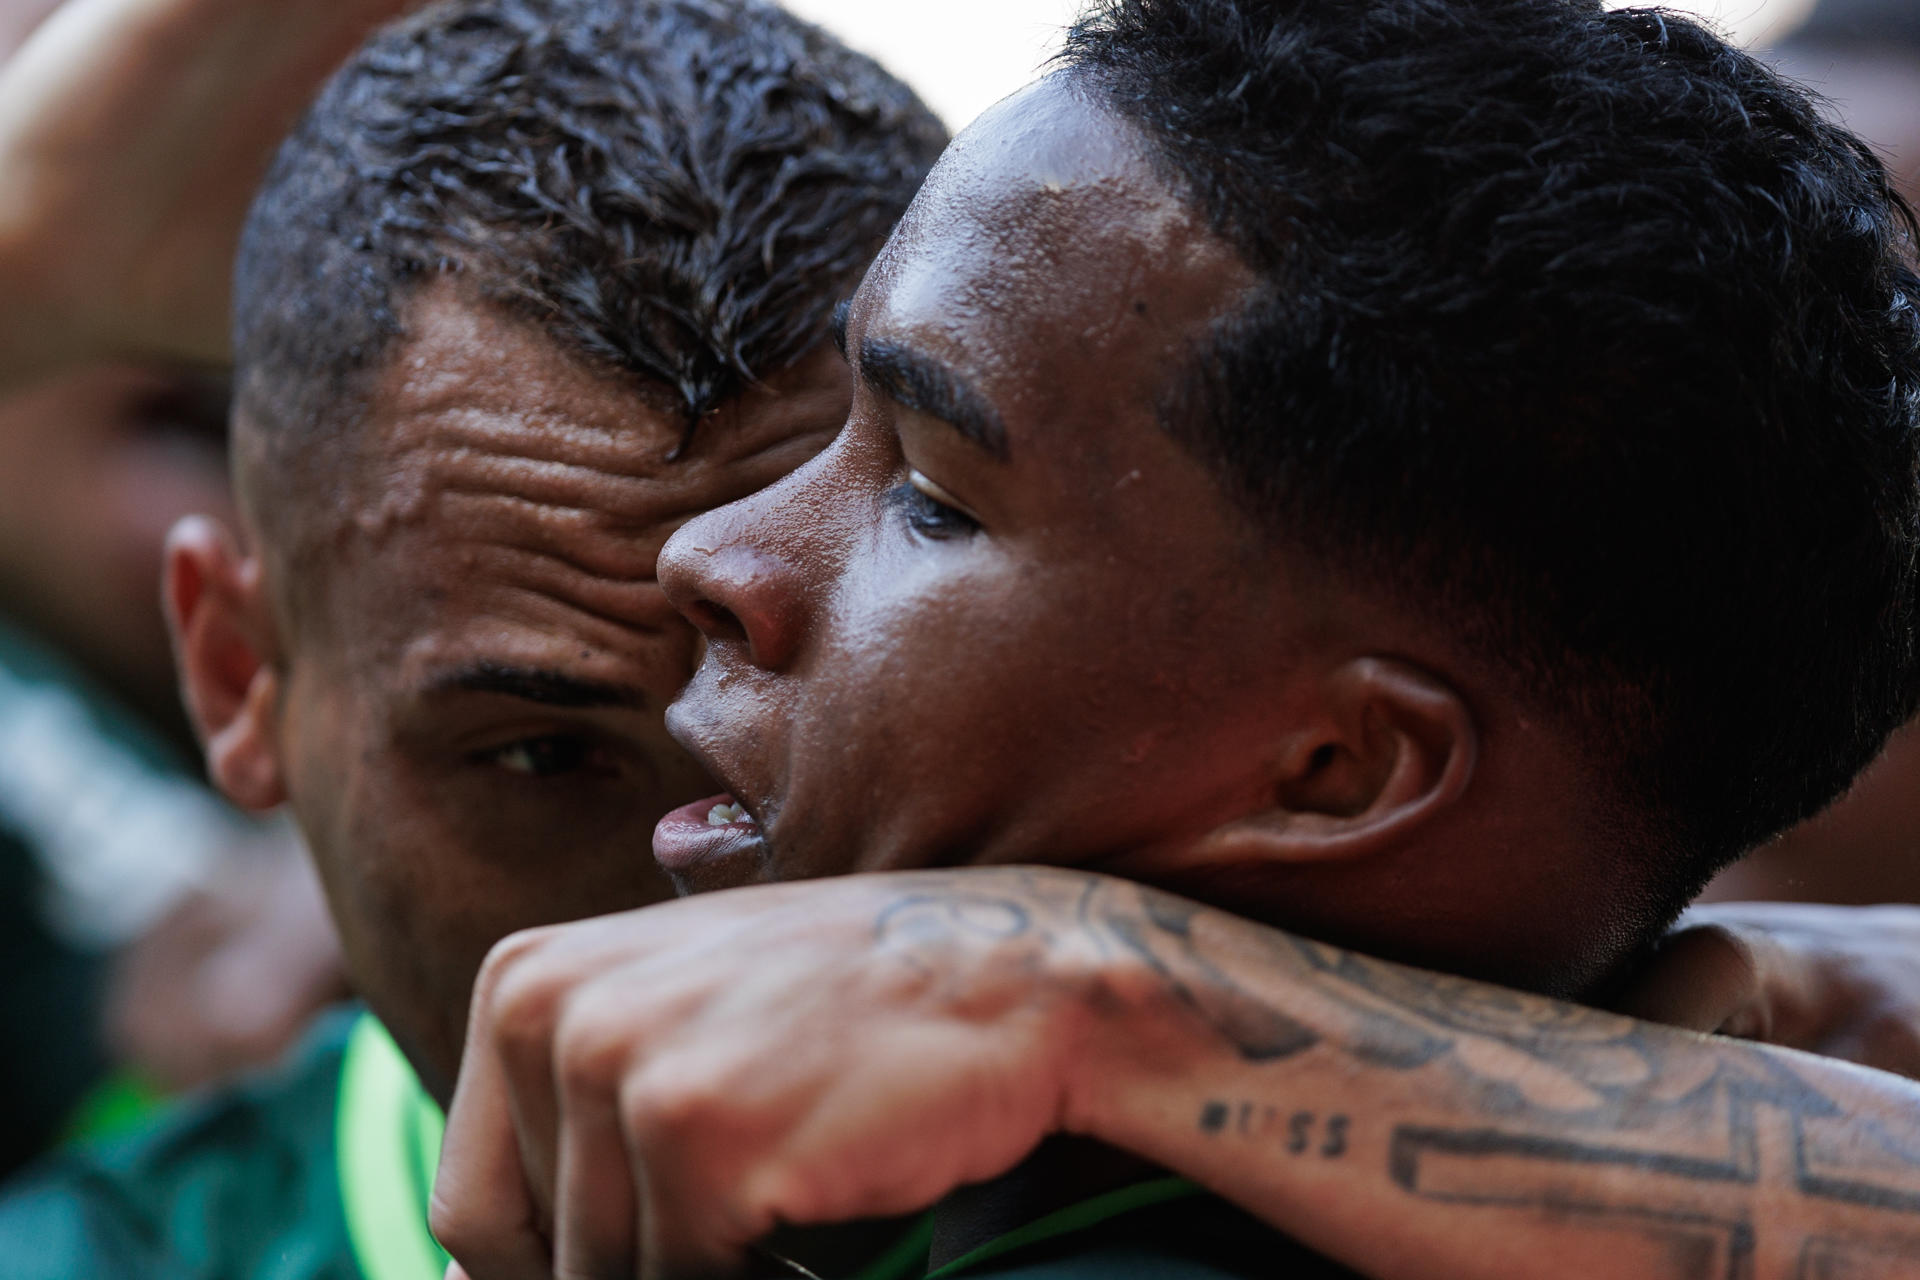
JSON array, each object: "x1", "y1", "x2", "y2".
[
  {"x1": 396, "y1": 369, "x2": 835, "y2": 473},
  {"x1": 423, "y1": 429, "x2": 816, "y2": 589},
  {"x1": 436, "y1": 432, "x2": 677, "y2": 493},
  {"x1": 460, "y1": 541, "x2": 684, "y2": 639},
  {"x1": 439, "y1": 497, "x2": 680, "y2": 613},
  {"x1": 385, "y1": 351, "x2": 681, "y2": 468},
  {"x1": 395, "y1": 405, "x2": 834, "y2": 528},
  {"x1": 434, "y1": 480, "x2": 689, "y2": 562},
  {"x1": 422, "y1": 439, "x2": 798, "y2": 527}
]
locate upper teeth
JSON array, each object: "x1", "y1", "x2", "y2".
[{"x1": 707, "y1": 802, "x2": 749, "y2": 826}]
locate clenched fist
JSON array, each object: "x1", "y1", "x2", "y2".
[{"x1": 434, "y1": 870, "x2": 1121, "y2": 1280}]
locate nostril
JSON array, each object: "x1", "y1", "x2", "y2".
[
  {"x1": 660, "y1": 540, "x2": 804, "y2": 671},
  {"x1": 683, "y1": 596, "x2": 748, "y2": 646}
]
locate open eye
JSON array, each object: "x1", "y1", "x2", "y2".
[
  {"x1": 889, "y1": 469, "x2": 980, "y2": 539},
  {"x1": 474, "y1": 734, "x2": 600, "y2": 779}
]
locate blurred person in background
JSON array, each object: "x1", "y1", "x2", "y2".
[
  {"x1": 1, "y1": 0, "x2": 1920, "y2": 1278},
  {"x1": 0, "y1": 0, "x2": 349, "y2": 1179},
  {"x1": 1695, "y1": 0, "x2": 1920, "y2": 907}
]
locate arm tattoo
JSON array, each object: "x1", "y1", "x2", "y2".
[{"x1": 876, "y1": 871, "x2": 1920, "y2": 1278}]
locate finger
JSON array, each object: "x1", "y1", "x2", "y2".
[
  {"x1": 552, "y1": 1076, "x2": 641, "y2": 1280},
  {"x1": 636, "y1": 1153, "x2": 756, "y2": 1280},
  {"x1": 622, "y1": 1063, "x2": 767, "y2": 1280},
  {"x1": 432, "y1": 1016, "x2": 553, "y2": 1280},
  {"x1": 499, "y1": 1027, "x2": 564, "y2": 1235}
]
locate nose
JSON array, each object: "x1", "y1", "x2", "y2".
[{"x1": 659, "y1": 502, "x2": 809, "y2": 672}]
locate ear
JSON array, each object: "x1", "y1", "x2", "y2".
[
  {"x1": 1185, "y1": 656, "x2": 1477, "y2": 870},
  {"x1": 163, "y1": 515, "x2": 286, "y2": 811}
]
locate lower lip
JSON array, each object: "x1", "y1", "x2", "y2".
[{"x1": 653, "y1": 793, "x2": 766, "y2": 873}]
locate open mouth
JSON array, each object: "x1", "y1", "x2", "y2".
[{"x1": 652, "y1": 790, "x2": 766, "y2": 875}]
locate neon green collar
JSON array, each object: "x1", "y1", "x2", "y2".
[
  {"x1": 334, "y1": 1011, "x2": 1153, "y2": 1280},
  {"x1": 337, "y1": 1016, "x2": 450, "y2": 1280}
]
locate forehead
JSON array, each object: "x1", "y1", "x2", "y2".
[
  {"x1": 291, "y1": 285, "x2": 847, "y2": 691},
  {"x1": 857, "y1": 75, "x2": 1249, "y2": 426}
]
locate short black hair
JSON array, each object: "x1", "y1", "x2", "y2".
[
  {"x1": 234, "y1": 0, "x2": 946, "y2": 466},
  {"x1": 1062, "y1": 0, "x2": 1920, "y2": 903}
]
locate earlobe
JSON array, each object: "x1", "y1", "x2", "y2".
[
  {"x1": 1192, "y1": 656, "x2": 1477, "y2": 868},
  {"x1": 164, "y1": 515, "x2": 287, "y2": 811}
]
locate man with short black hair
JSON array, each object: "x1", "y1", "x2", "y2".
[
  {"x1": 7, "y1": 1, "x2": 1918, "y2": 1278},
  {"x1": 1, "y1": 2, "x2": 949, "y2": 1272},
  {"x1": 438, "y1": 1, "x2": 1920, "y2": 1275}
]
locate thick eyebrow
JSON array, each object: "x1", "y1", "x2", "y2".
[
  {"x1": 427, "y1": 663, "x2": 645, "y2": 710},
  {"x1": 855, "y1": 334, "x2": 1009, "y2": 460}
]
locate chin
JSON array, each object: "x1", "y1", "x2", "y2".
[{"x1": 663, "y1": 854, "x2": 769, "y2": 897}]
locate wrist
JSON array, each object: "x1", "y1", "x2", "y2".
[{"x1": 1052, "y1": 883, "x2": 1206, "y2": 1150}]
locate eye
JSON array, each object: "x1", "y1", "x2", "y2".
[
  {"x1": 474, "y1": 734, "x2": 600, "y2": 779},
  {"x1": 889, "y1": 470, "x2": 980, "y2": 539}
]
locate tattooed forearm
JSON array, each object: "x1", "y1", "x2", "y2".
[{"x1": 875, "y1": 870, "x2": 1920, "y2": 1278}]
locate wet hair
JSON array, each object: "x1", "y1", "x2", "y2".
[
  {"x1": 233, "y1": 0, "x2": 946, "y2": 469},
  {"x1": 1062, "y1": 0, "x2": 1920, "y2": 905}
]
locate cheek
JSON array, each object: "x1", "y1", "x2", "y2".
[
  {"x1": 784, "y1": 565, "x2": 1117, "y2": 834},
  {"x1": 803, "y1": 555, "x2": 1269, "y2": 860},
  {"x1": 278, "y1": 677, "x2": 473, "y2": 995}
]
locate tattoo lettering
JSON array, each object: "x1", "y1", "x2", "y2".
[
  {"x1": 1109, "y1": 878, "x2": 1920, "y2": 1274},
  {"x1": 870, "y1": 873, "x2": 1920, "y2": 1277},
  {"x1": 1198, "y1": 1099, "x2": 1351, "y2": 1159},
  {"x1": 1201, "y1": 897, "x2": 1920, "y2": 1275}
]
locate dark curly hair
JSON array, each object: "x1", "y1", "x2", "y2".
[
  {"x1": 1062, "y1": 0, "x2": 1920, "y2": 900},
  {"x1": 233, "y1": 0, "x2": 946, "y2": 464}
]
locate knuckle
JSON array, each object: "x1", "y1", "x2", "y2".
[
  {"x1": 553, "y1": 999, "x2": 634, "y2": 1096},
  {"x1": 472, "y1": 925, "x2": 559, "y2": 1009},
  {"x1": 622, "y1": 1066, "x2": 728, "y2": 1143},
  {"x1": 477, "y1": 929, "x2": 569, "y2": 1040},
  {"x1": 746, "y1": 1164, "x2": 832, "y2": 1225}
]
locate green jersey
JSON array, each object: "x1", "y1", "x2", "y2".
[
  {"x1": 0, "y1": 614, "x2": 271, "y2": 1177},
  {"x1": 0, "y1": 1010, "x2": 1349, "y2": 1280},
  {"x1": 0, "y1": 1010, "x2": 442, "y2": 1280}
]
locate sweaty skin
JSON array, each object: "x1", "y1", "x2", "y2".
[
  {"x1": 2, "y1": 0, "x2": 1910, "y2": 1275},
  {"x1": 657, "y1": 77, "x2": 1644, "y2": 995},
  {"x1": 441, "y1": 875, "x2": 1920, "y2": 1280},
  {"x1": 174, "y1": 282, "x2": 844, "y2": 1097},
  {"x1": 431, "y1": 76, "x2": 1920, "y2": 1280}
]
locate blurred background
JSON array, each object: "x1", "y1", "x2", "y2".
[
  {"x1": 787, "y1": 0, "x2": 1825, "y2": 130},
  {"x1": 0, "y1": 0, "x2": 344, "y2": 1183},
  {"x1": 0, "y1": 0, "x2": 1912, "y2": 1182}
]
